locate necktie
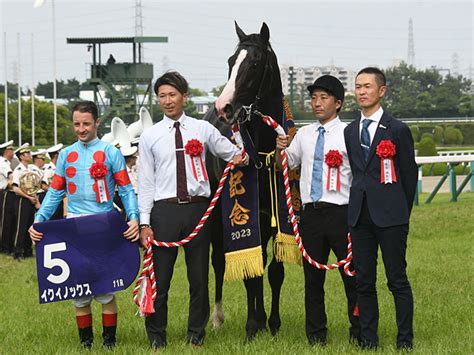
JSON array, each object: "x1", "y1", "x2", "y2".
[
  {"x1": 361, "y1": 119, "x2": 373, "y2": 161},
  {"x1": 174, "y1": 121, "x2": 188, "y2": 200},
  {"x1": 310, "y1": 126, "x2": 325, "y2": 202}
]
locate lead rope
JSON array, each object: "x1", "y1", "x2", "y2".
[
  {"x1": 133, "y1": 116, "x2": 354, "y2": 316},
  {"x1": 259, "y1": 114, "x2": 354, "y2": 276}
]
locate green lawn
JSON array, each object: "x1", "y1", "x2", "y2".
[{"x1": 1, "y1": 193, "x2": 473, "y2": 354}]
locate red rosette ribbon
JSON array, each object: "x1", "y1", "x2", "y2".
[
  {"x1": 89, "y1": 162, "x2": 110, "y2": 202},
  {"x1": 185, "y1": 139, "x2": 208, "y2": 182},
  {"x1": 325, "y1": 150, "x2": 343, "y2": 191},
  {"x1": 185, "y1": 139, "x2": 204, "y2": 157},
  {"x1": 376, "y1": 140, "x2": 397, "y2": 184}
]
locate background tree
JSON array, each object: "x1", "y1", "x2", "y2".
[
  {"x1": 410, "y1": 125, "x2": 420, "y2": 142},
  {"x1": 211, "y1": 84, "x2": 225, "y2": 97},
  {"x1": 188, "y1": 87, "x2": 206, "y2": 97},
  {"x1": 444, "y1": 126, "x2": 463, "y2": 145},
  {"x1": 0, "y1": 82, "x2": 24, "y2": 99},
  {"x1": 0, "y1": 94, "x2": 75, "y2": 146},
  {"x1": 417, "y1": 136, "x2": 437, "y2": 156},
  {"x1": 384, "y1": 63, "x2": 472, "y2": 118},
  {"x1": 432, "y1": 125, "x2": 444, "y2": 144}
]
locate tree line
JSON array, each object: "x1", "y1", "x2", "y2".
[{"x1": 0, "y1": 63, "x2": 472, "y2": 146}]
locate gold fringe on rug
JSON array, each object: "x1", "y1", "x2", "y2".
[
  {"x1": 224, "y1": 246, "x2": 264, "y2": 281},
  {"x1": 274, "y1": 232, "x2": 302, "y2": 266}
]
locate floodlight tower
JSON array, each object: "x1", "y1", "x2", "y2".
[
  {"x1": 135, "y1": 0, "x2": 144, "y2": 60},
  {"x1": 407, "y1": 17, "x2": 415, "y2": 67}
]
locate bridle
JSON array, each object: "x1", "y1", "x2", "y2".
[{"x1": 235, "y1": 43, "x2": 272, "y2": 126}]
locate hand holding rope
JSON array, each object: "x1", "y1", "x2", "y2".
[{"x1": 256, "y1": 112, "x2": 354, "y2": 276}]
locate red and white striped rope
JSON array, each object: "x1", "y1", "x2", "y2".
[
  {"x1": 261, "y1": 114, "x2": 354, "y2": 276},
  {"x1": 133, "y1": 115, "x2": 355, "y2": 310},
  {"x1": 133, "y1": 160, "x2": 235, "y2": 306}
]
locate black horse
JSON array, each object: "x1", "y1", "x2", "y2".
[{"x1": 204, "y1": 22, "x2": 287, "y2": 341}]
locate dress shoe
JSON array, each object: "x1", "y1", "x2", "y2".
[
  {"x1": 358, "y1": 338, "x2": 378, "y2": 350},
  {"x1": 308, "y1": 336, "x2": 327, "y2": 346},
  {"x1": 151, "y1": 337, "x2": 167, "y2": 349},
  {"x1": 350, "y1": 333, "x2": 360, "y2": 344},
  {"x1": 187, "y1": 335, "x2": 204, "y2": 347},
  {"x1": 397, "y1": 342, "x2": 413, "y2": 351}
]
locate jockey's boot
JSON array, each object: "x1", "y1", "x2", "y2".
[
  {"x1": 78, "y1": 326, "x2": 93, "y2": 349},
  {"x1": 76, "y1": 314, "x2": 93, "y2": 349},
  {"x1": 102, "y1": 313, "x2": 117, "y2": 349},
  {"x1": 102, "y1": 325, "x2": 116, "y2": 349}
]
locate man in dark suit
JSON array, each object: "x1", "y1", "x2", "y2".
[{"x1": 343, "y1": 67, "x2": 417, "y2": 350}]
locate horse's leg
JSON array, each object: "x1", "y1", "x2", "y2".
[
  {"x1": 244, "y1": 276, "x2": 259, "y2": 342},
  {"x1": 210, "y1": 207, "x2": 225, "y2": 329},
  {"x1": 253, "y1": 212, "x2": 272, "y2": 332},
  {"x1": 268, "y1": 253, "x2": 284, "y2": 336}
]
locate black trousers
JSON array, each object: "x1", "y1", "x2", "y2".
[
  {"x1": 350, "y1": 198, "x2": 413, "y2": 347},
  {"x1": 14, "y1": 196, "x2": 36, "y2": 257},
  {"x1": 145, "y1": 200, "x2": 211, "y2": 344},
  {"x1": 1, "y1": 191, "x2": 18, "y2": 254},
  {"x1": 299, "y1": 203, "x2": 359, "y2": 341},
  {"x1": 0, "y1": 190, "x2": 6, "y2": 252}
]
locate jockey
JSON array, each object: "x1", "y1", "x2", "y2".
[{"x1": 29, "y1": 101, "x2": 139, "y2": 350}]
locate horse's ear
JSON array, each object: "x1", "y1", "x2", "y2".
[
  {"x1": 235, "y1": 21, "x2": 246, "y2": 41},
  {"x1": 260, "y1": 22, "x2": 270, "y2": 44}
]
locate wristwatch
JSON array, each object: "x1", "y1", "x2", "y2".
[{"x1": 139, "y1": 224, "x2": 151, "y2": 230}]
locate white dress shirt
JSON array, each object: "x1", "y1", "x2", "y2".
[
  {"x1": 0, "y1": 157, "x2": 12, "y2": 190},
  {"x1": 138, "y1": 113, "x2": 240, "y2": 224},
  {"x1": 285, "y1": 116, "x2": 352, "y2": 205},
  {"x1": 359, "y1": 106, "x2": 384, "y2": 144}
]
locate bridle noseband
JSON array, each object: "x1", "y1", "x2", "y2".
[{"x1": 236, "y1": 43, "x2": 272, "y2": 126}]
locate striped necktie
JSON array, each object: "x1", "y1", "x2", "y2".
[
  {"x1": 361, "y1": 119, "x2": 373, "y2": 161},
  {"x1": 174, "y1": 121, "x2": 188, "y2": 200}
]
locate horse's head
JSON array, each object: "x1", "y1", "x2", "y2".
[{"x1": 214, "y1": 22, "x2": 279, "y2": 125}]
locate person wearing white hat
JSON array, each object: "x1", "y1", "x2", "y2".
[
  {"x1": 0, "y1": 140, "x2": 15, "y2": 254},
  {"x1": 41, "y1": 143, "x2": 64, "y2": 219},
  {"x1": 31, "y1": 149, "x2": 47, "y2": 181},
  {"x1": 12, "y1": 143, "x2": 41, "y2": 260}
]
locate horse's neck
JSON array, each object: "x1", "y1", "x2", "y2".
[{"x1": 202, "y1": 107, "x2": 231, "y2": 136}]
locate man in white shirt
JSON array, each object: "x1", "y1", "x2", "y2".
[
  {"x1": 0, "y1": 140, "x2": 14, "y2": 254},
  {"x1": 12, "y1": 143, "x2": 41, "y2": 260},
  {"x1": 138, "y1": 71, "x2": 246, "y2": 349},
  {"x1": 275, "y1": 75, "x2": 359, "y2": 346}
]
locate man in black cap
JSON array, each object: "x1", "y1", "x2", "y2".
[{"x1": 275, "y1": 75, "x2": 359, "y2": 346}]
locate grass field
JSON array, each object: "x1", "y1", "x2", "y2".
[{"x1": 1, "y1": 193, "x2": 473, "y2": 354}]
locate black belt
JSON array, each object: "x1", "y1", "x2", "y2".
[
  {"x1": 303, "y1": 201, "x2": 343, "y2": 209},
  {"x1": 156, "y1": 196, "x2": 209, "y2": 204}
]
